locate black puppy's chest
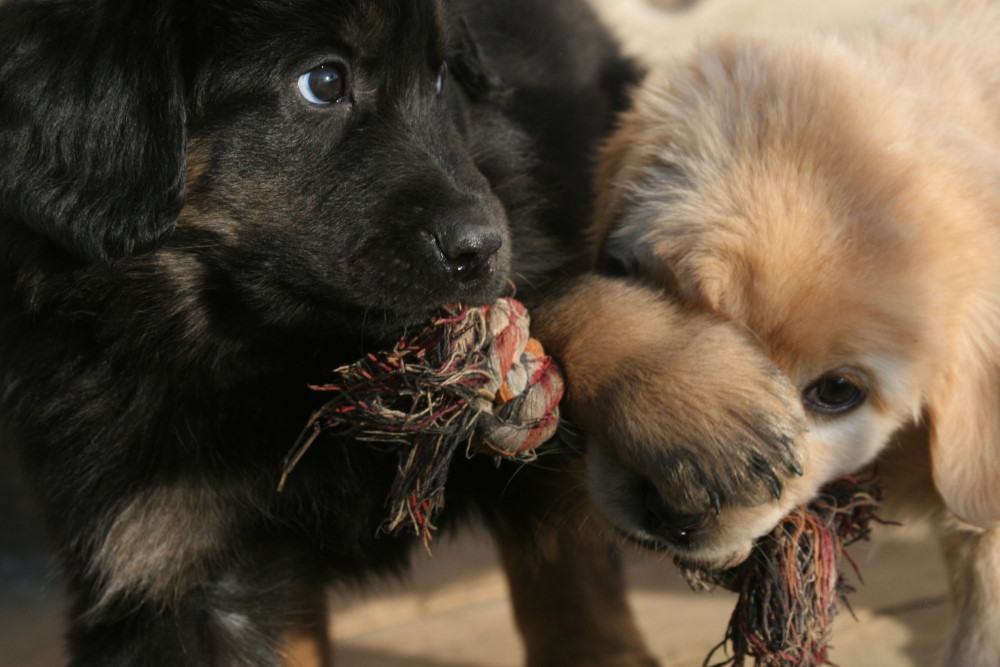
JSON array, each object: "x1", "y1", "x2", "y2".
[
  {"x1": 218, "y1": 366, "x2": 503, "y2": 568},
  {"x1": 213, "y1": 376, "x2": 426, "y2": 556}
]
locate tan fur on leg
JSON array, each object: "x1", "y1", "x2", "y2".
[
  {"x1": 281, "y1": 589, "x2": 331, "y2": 667},
  {"x1": 939, "y1": 526, "x2": 1000, "y2": 667}
]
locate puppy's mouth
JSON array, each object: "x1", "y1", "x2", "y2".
[{"x1": 356, "y1": 249, "x2": 512, "y2": 343}]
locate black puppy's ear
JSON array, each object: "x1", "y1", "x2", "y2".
[
  {"x1": 0, "y1": 1, "x2": 187, "y2": 264},
  {"x1": 447, "y1": 17, "x2": 507, "y2": 104}
]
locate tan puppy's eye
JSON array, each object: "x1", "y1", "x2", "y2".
[{"x1": 803, "y1": 374, "x2": 866, "y2": 414}]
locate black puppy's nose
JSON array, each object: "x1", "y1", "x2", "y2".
[
  {"x1": 642, "y1": 482, "x2": 711, "y2": 549},
  {"x1": 434, "y1": 221, "x2": 502, "y2": 281}
]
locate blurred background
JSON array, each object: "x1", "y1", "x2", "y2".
[{"x1": 1, "y1": 0, "x2": 945, "y2": 665}]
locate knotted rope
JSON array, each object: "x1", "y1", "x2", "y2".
[
  {"x1": 277, "y1": 297, "x2": 563, "y2": 546},
  {"x1": 682, "y1": 477, "x2": 883, "y2": 667}
]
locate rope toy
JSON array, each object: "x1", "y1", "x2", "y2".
[
  {"x1": 681, "y1": 476, "x2": 883, "y2": 667},
  {"x1": 277, "y1": 297, "x2": 564, "y2": 546}
]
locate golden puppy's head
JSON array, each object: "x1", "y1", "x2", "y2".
[{"x1": 591, "y1": 32, "x2": 1000, "y2": 564}]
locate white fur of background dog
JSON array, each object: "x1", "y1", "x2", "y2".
[{"x1": 589, "y1": 0, "x2": 917, "y2": 63}]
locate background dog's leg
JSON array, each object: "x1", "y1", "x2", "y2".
[
  {"x1": 497, "y1": 528, "x2": 657, "y2": 667},
  {"x1": 938, "y1": 524, "x2": 1000, "y2": 667},
  {"x1": 881, "y1": 428, "x2": 1000, "y2": 666}
]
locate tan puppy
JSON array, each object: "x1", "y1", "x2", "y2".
[{"x1": 535, "y1": 1, "x2": 1000, "y2": 664}]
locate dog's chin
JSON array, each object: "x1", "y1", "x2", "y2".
[
  {"x1": 671, "y1": 542, "x2": 754, "y2": 571},
  {"x1": 273, "y1": 272, "x2": 509, "y2": 345},
  {"x1": 343, "y1": 285, "x2": 511, "y2": 350},
  {"x1": 606, "y1": 517, "x2": 755, "y2": 570}
]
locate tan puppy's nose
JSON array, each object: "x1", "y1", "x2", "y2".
[{"x1": 641, "y1": 480, "x2": 712, "y2": 549}]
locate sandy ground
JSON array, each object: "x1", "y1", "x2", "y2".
[
  {"x1": 326, "y1": 524, "x2": 949, "y2": 667},
  {"x1": 1, "y1": 1, "x2": 948, "y2": 666},
  {"x1": 0, "y1": 523, "x2": 952, "y2": 666}
]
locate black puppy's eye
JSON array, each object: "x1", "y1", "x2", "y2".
[
  {"x1": 435, "y1": 62, "x2": 448, "y2": 94},
  {"x1": 803, "y1": 374, "x2": 866, "y2": 414},
  {"x1": 297, "y1": 63, "x2": 349, "y2": 105}
]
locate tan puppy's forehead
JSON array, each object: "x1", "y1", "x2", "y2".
[
  {"x1": 704, "y1": 156, "x2": 928, "y2": 384},
  {"x1": 600, "y1": 34, "x2": 963, "y2": 392}
]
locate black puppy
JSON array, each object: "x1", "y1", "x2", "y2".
[{"x1": 0, "y1": 0, "x2": 653, "y2": 665}]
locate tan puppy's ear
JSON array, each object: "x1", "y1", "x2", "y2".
[{"x1": 928, "y1": 352, "x2": 1000, "y2": 528}]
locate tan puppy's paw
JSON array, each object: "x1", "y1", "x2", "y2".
[{"x1": 534, "y1": 275, "x2": 807, "y2": 566}]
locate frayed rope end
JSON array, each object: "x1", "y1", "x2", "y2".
[
  {"x1": 278, "y1": 297, "x2": 564, "y2": 548},
  {"x1": 682, "y1": 477, "x2": 884, "y2": 667}
]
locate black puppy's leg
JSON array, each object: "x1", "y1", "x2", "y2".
[
  {"x1": 498, "y1": 528, "x2": 658, "y2": 667},
  {"x1": 473, "y1": 455, "x2": 658, "y2": 667},
  {"x1": 66, "y1": 560, "x2": 328, "y2": 667}
]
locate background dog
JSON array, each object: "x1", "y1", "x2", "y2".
[
  {"x1": 0, "y1": 0, "x2": 659, "y2": 665},
  {"x1": 535, "y1": 0, "x2": 1000, "y2": 663}
]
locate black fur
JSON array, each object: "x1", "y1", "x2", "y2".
[{"x1": 0, "y1": 0, "x2": 634, "y2": 664}]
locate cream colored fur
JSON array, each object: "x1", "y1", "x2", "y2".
[{"x1": 558, "y1": 1, "x2": 1000, "y2": 663}]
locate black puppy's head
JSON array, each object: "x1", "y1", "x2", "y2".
[{"x1": 0, "y1": 0, "x2": 521, "y2": 342}]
